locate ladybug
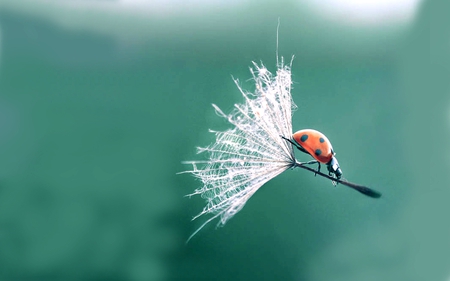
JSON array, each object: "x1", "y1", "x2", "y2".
[{"x1": 283, "y1": 129, "x2": 342, "y2": 179}]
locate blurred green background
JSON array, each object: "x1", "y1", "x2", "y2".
[{"x1": 0, "y1": 0, "x2": 448, "y2": 280}]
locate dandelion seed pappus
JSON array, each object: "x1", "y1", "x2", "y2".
[{"x1": 180, "y1": 26, "x2": 382, "y2": 241}]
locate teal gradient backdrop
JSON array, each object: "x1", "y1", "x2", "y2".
[{"x1": 0, "y1": 1, "x2": 448, "y2": 280}]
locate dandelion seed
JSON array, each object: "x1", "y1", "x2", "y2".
[
  {"x1": 180, "y1": 57, "x2": 298, "y2": 239},
  {"x1": 181, "y1": 30, "x2": 381, "y2": 241}
]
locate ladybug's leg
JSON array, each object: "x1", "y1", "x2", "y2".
[
  {"x1": 280, "y1": 135, "x2": 309, "y2": 155},
  {"x1": 280, "y1": 135, "x2": 298, "y2": 147},
  {"x1": 328, "y1": 172, "x2": 338, "y2": 185},
  {"x1": 316, "y1": 162, "x2": 321, "y2": 176},
  {"x1": 301, "y1": 160, "x2": 320, "y2": 176},
  {"x1": 307, "y1": 161, "x2": 321, "y2": 176}
]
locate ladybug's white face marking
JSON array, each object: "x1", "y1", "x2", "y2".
[
  {"x1": 327, "y1": 157, "x2": 342, "y2": 179},
  {"x1": 331, "y1": 161, "x2": 339, "y2": 172}
]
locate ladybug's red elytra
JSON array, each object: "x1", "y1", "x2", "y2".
[{"x1": 283, "y1": 129, "x2": 342, "y2": 179}]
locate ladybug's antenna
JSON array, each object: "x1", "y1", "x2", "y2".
[{"x1": 293, "y1": 161, "x2": 382, "y2": 198}]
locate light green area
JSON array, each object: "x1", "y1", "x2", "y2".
[{"x1": 0, "y1": 1, "x2": 448, "y2": 280}]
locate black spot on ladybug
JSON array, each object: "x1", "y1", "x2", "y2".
[
  {"x1": 319, "y1": 137, "x2": 325, "y2": 143},
  {"x1": 300, "y1": 134, "x2": 308, "y2": 142},
  {"x1": 315, "y1": 149, "x2": 322, "y2": 156}
]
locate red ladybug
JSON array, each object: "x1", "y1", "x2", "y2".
[{"x1": 284, "y1": 129, "x2": 342, "y2": 179}]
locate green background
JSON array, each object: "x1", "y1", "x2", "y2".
[{"x1": 0, "y1": 1, "x2": 448, "y2": 280}]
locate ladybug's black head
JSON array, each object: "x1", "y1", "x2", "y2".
[{"x1": 327, "y1": 157, "x2": 342, "y2": 180}]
